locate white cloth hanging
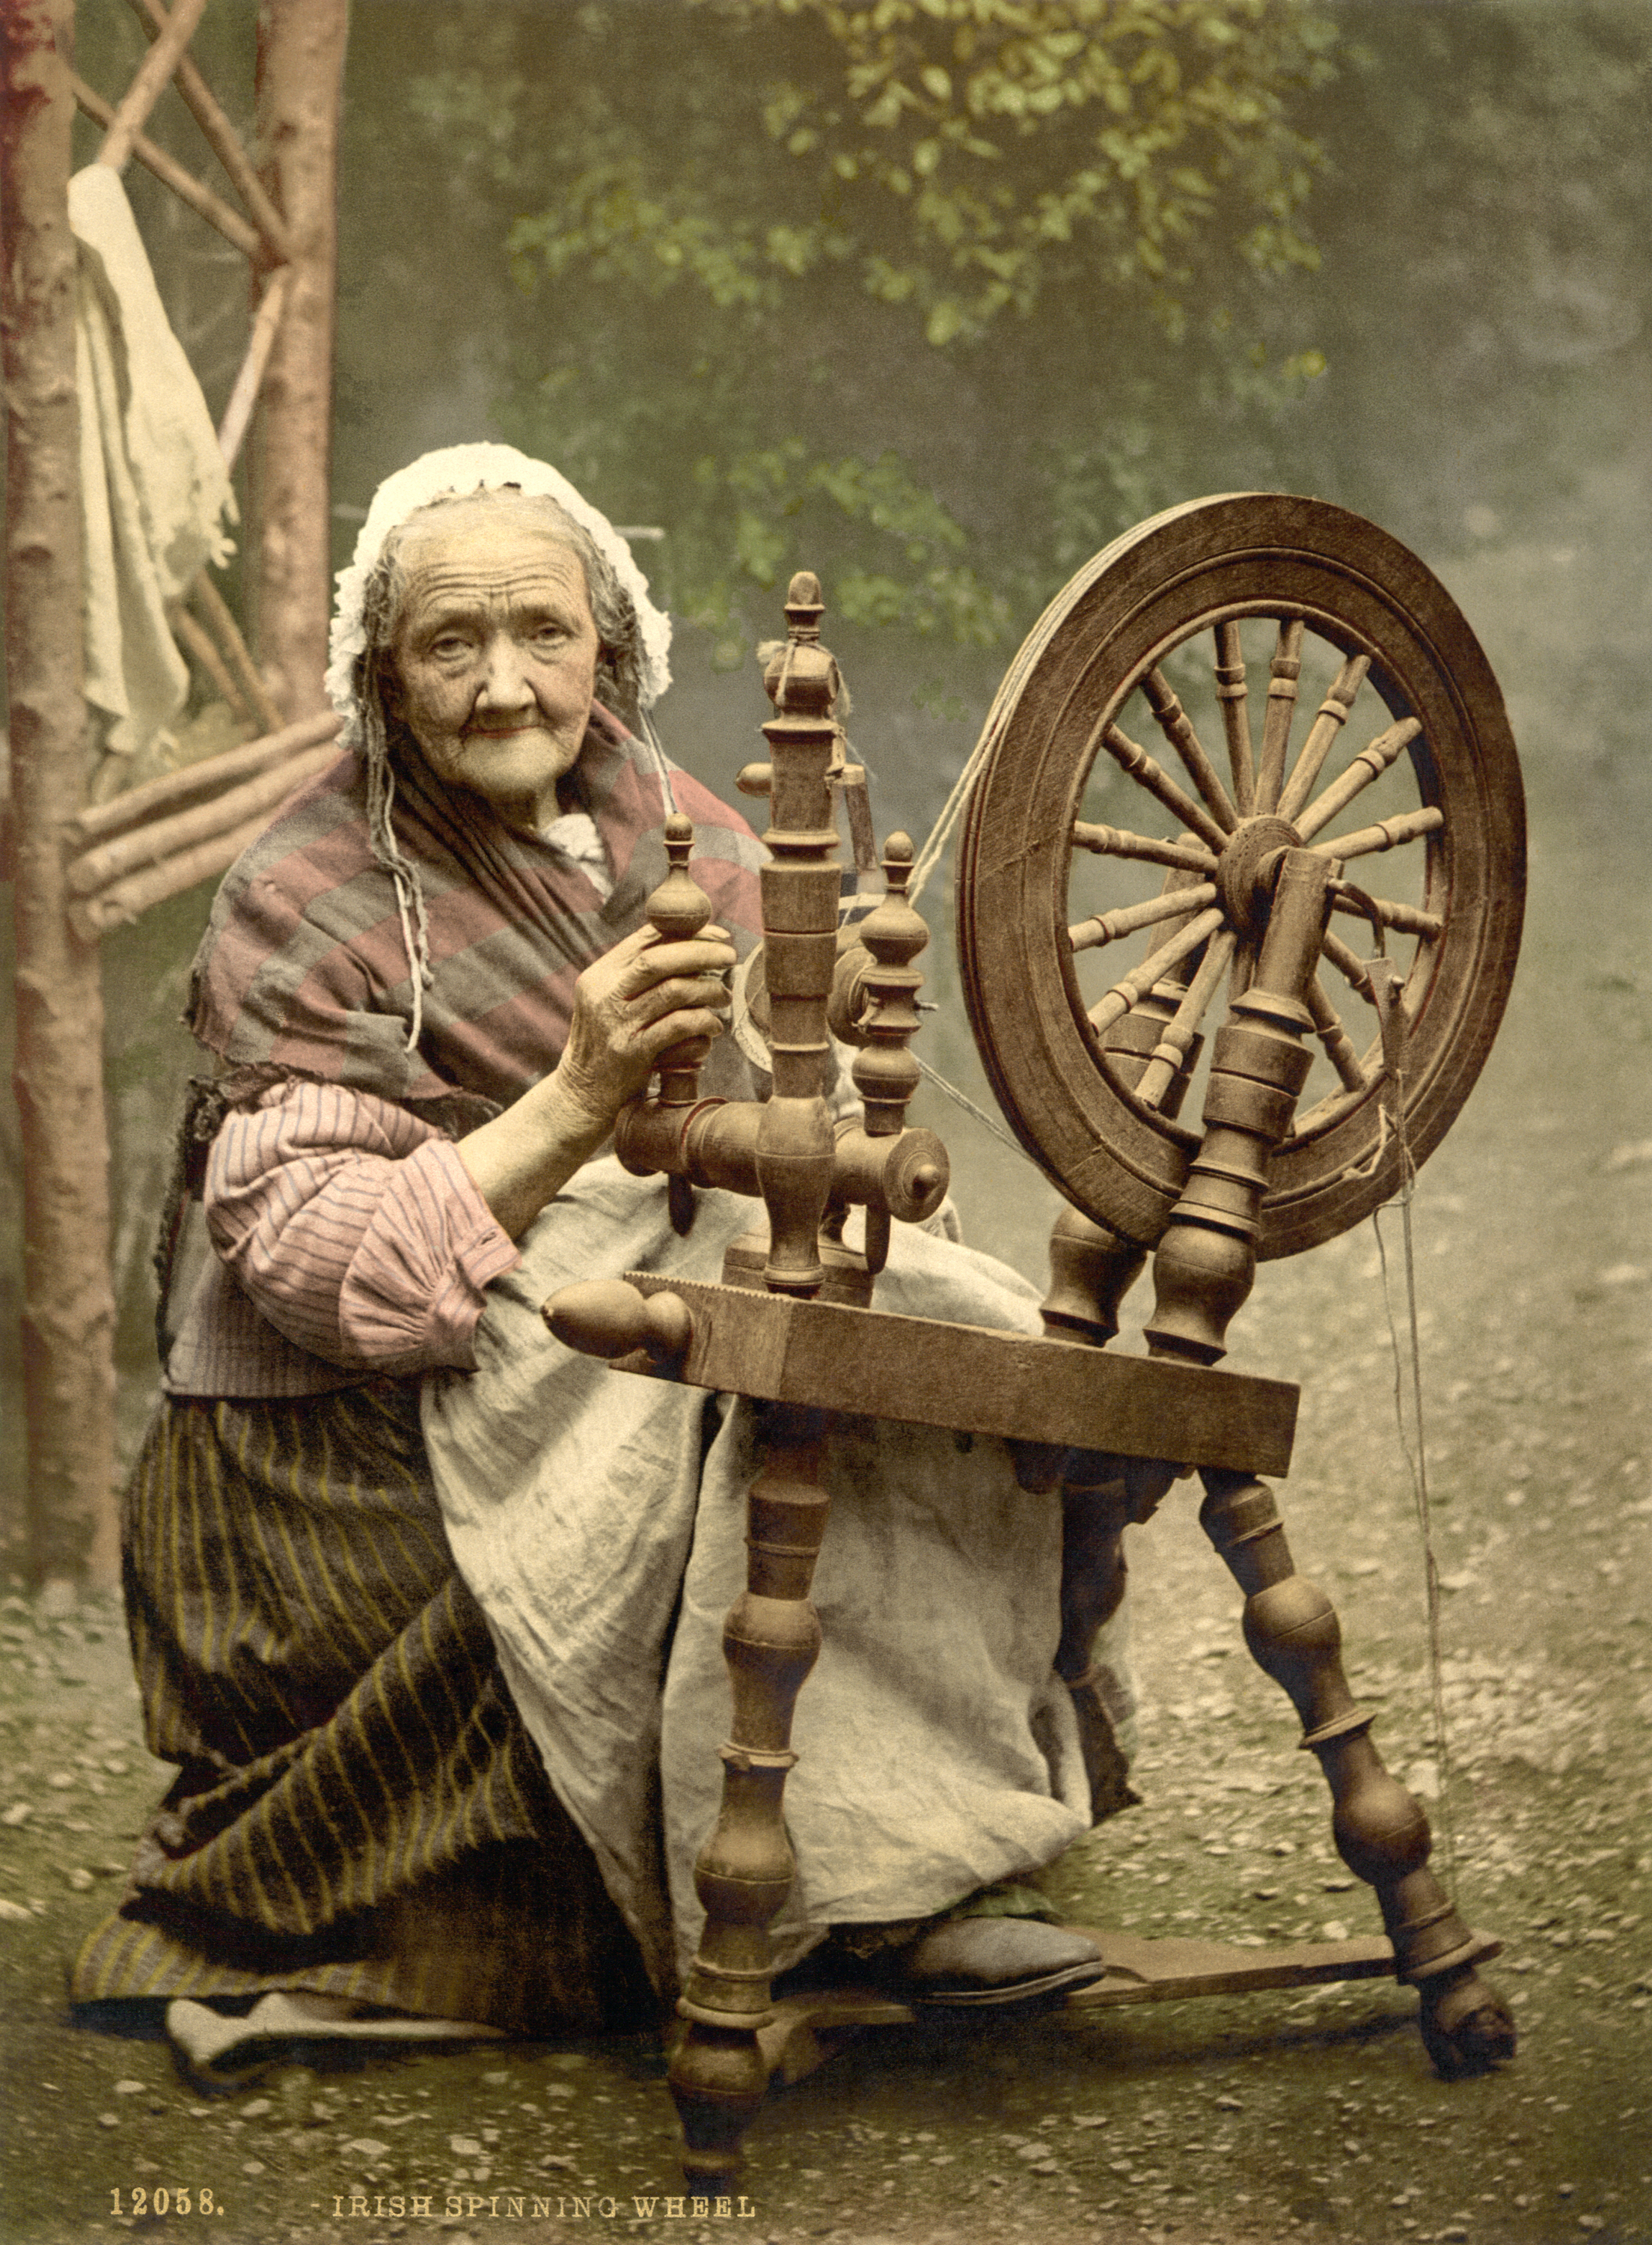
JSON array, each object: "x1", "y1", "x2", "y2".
[{"x1": 69, "y1": 165, "x2": 236, "y2": 766}]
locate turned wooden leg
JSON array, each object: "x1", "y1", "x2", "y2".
[
  {"x1": 1200, "y1": 1468, "x2": 1516, "y2": 2076},
  {"x1": 1056, "y1": 1478, "x2": 1131, "y2": 1685},
  {"x1": 1053, "y1": 1448, "x2": 1179, "y2": 1824},
  {"x1": 668, "y1": 1405, "x2": 831, "y2": 2186},
  {"x1": 1056, "y1": 1476, "x2": 1135, "y2": 1823}
]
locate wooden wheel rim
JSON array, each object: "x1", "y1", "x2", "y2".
[{"x1": 957, "y1": 494, "x2": 1526, "y2": 1257}]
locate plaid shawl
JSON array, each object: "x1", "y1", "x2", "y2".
[{"x1": 188, "y1": 707, "x2": 766, "y2": 1112}]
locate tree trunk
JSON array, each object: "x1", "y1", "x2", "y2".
[
  {"x1": 248, "y1": 0, "x2": 347, "y2": 720},
  {"x1": 2, "y1": 0, "x2": 120, "y2": 1589}
]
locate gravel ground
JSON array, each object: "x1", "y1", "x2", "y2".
[{"x1": 4, "y1": 825, "x2": 1648, "y2": 2245}]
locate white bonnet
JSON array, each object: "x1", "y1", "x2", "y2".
[{"x1": 325, "y1": 442, "x2": 673, "y2": 745}]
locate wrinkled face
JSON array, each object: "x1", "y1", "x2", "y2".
[{"x1": 387, "y1": 495, "x2": 602, "y2": 830}]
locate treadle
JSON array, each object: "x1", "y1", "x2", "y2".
[{"x1": 753, "y1": 1928, "x2": 1503, "y2": 2089}]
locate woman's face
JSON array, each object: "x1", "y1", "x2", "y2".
[{"x1": 388, "y1": 495, "x2": 602, "y2": 830}]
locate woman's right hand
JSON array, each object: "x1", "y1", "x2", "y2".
[
  {"x1": 456, "y1": 922, "x2": 737, "y2": 1241},
  {"x1": 554, "y1": 922, "x2": 737, "y2": 1133}
]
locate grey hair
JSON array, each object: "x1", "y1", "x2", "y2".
[
  {"x1": 359, "y1": 486, "x2": 647, "y2": 732},
  {"x1": 348, "y1": 488, "x2": 649, "y2": 1051}
]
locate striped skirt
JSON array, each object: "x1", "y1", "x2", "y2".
[{"x1": 71, "y1": 1381, "x2": 656, "y2": 2035}]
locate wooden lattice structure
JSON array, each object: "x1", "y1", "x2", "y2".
[{"x1": 1, "y1": 0, "x2": 348, "y2": 1586}]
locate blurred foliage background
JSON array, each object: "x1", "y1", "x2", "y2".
[{"x1": 2, "y1": 0, "x2": 1648, "y2": 1548}]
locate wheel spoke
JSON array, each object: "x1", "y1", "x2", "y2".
[
  {"x1": 1313, "y1": 805, "x2": 1443, "y2": 863},
  {"x1": 1097, "y1": 720, "x2": 1230, "y2": 855},
  {"x1": 1070, "y1": 882, "x2": 1219, "y2": 954},
  {"x1": 1321, "y1": 927, "x2": 1377, "y2": 1003},
  {"x1": 1276, "y1": 654, "x2": 1371, "y2": 824},
  {"x1": 1136, "y1": 866, "x2": 1212, "y2": 985},
  {"x1": 1086, "y1": 906, "x2": 1226, "y2": 1036},
  {"x1": 1329, "y1": 886, "x2": 1443, "y2": 941},
  {"x1": 1071, "y1": 821, "x2": 1217, "y2": 876},
  {"x1": 1253, "y1": 618, "x2": 1305, "y2": 813},
  {"x1": 1134, "y1": 929, "x2": 1238, "y2": 1111},
  {"x1": 1142, "y1": 668, "x2": 1238, "y2": 831},
  {"x1": 1303, "y1": 976, "x2": 1372, "y2": 1094},
  {"x1": 1294, "y1": 716, "x2": 1422, "y2": 840},
  {"x1": 1212, "y1": 621, "x2": 1255, "y2": 818}
]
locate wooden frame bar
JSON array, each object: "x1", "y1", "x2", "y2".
[
  {"x1": 94, "y1": 0, "x2": 210, "y2": 171},
  {"x1": 126, "y1": 0, "x2": 295, "y2": 262},
  {"x1": 72, "y1": 73, "x2": 261, "y2": 257},
  {"x1": 64, "y1": 709, "x2": 341, "y2": 847},
  {"x1": 620, "y1": 1274, "x2": 1299, "y2": 1475}
]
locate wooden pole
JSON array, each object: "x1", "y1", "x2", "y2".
[
  {"x1": 190, "y1": 569, "x2": 286, "y2": 732},
  {"x1": 169, "y1": 599, "x2": 253, "y2": 718},
  {"x1": 2, "y1": 0, "x2": 120, "y2": 1589},
  {"x1": 63, "y1": 707, "x2": 340, "y2": 849},
  {"x1": 67, "y1": 739, "x2": 340, "y2": 904},
  {"x1": 72, "y1": 73, "x2": 263, "y2": 260},
  {"x1": 93, "y1": 0, "x2": 209, "y2": 173},
  {"x1": 216, "y1": 263, "x2": 290, "y2": 468},
  {"x1": 126, "y1": 0, "x2": 296, "y2": 264},
  {"x1": 67, "y1": 812, "x2": 277, "y2": 937},
  {"x1": 248, "y1": 0, "x2": 346, "y2": 721}
]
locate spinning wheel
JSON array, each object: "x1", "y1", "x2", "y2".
[
  {"x1": 547, "y1": 509, "x2": 1526, "y2": 2190},
  {"x1": 958, "y1": 494, "x2": 1525, "y2": 1256}
]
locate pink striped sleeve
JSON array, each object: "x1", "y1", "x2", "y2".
[{"x1": 204, "y1": 1078, "x2": 520, "y2": 1374}]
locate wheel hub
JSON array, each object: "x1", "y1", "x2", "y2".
[{"x1": 1216, "y1": 813, "x2": 1300, "y2": 940}]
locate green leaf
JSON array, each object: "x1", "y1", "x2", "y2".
[
  {"x1": 438, "y1": 0, "x2": 1345, "y2": 648},
  {"x1": 735, "y1": 507, "x2": 789, "y2": 587}
]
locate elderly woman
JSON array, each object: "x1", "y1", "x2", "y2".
[{"x1": 74, "y1": 448, "x2": 1128, "y2": 2075}]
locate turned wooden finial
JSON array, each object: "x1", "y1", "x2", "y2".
[
  {"x1": 848, "y1": 832, "x2": 928, "y2": 1136},
  {"x1": 753, "y1": 575, "x2": 842, "y2": 1295},
  {"x1": 648, "y1": 812, "x2": 712, "y2": 946},
  {"x1": 782, "y1": 569, "x2": 825, "y2": 641},
  {"x1": 542, "y1": 1279, "x2": 693, "y2": 1373},
  {"x1": 643, "y1": 813, "x2": 715, "y2": 1233},
  {"x1": 1041, "y1": 1203, "x2": 1148, "y2": 1348},
  {"x1": 841, "y1": 831, "x2": 931, "y2": 1271}
]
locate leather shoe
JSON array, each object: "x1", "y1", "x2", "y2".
[{"x1": 886, "y1": 1917, "x2": 1106, "y2": 2008}]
